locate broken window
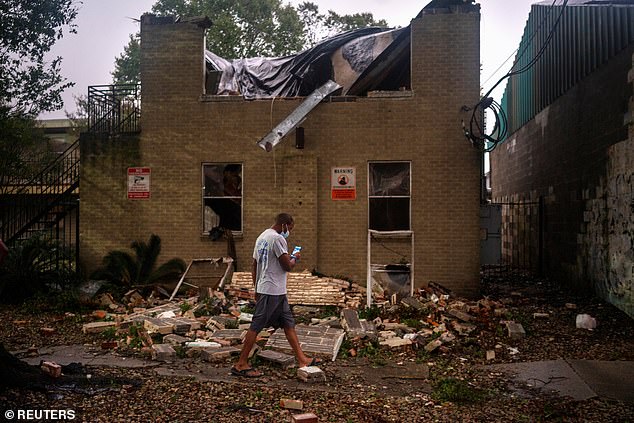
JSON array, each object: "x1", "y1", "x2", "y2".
[
  {"x1": 203, "y1": 163, "x2": 242, "y2": 233},
  {"x1": 368, "y1": 162, "x2": 411, "y2": 231}
]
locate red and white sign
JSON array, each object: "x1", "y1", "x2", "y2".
[
  {"x1": 331, "y1": 167, "x2": 356, "y2": 200},
  {"x1": 127, "y1": 167, "x2": 151, "y2": 199}
]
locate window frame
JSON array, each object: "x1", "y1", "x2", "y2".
[
  {"x1": 367, "y1": 160, "x2": 412, "y2": 232},
  {"x1": 201, "y1": 162, "x2": 243, "y2": 235}
]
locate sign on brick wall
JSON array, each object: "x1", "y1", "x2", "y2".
[
  {"x1": 331, "y1": 167, "x2": 356, "y2": 200},
  {"x1": 128, "y1": 167, "x2": 151, "y2": 199}
]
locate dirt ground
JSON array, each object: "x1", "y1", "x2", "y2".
[{"x1": 1, "y1": 272, "x2": 634, "y2": 422}]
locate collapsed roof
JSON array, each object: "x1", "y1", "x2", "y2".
[{"x1": 204, "y1": 25, "x2": 411, "y2": 99}]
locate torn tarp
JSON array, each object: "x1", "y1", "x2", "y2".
[{"x1": 205, "y1": 26, "x2": 409, "y2": 99}]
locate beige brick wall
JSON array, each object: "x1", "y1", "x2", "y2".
[{"x1": 80, "y1": 7, "x2": 482, "y2": 297}]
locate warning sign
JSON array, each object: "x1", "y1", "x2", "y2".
[
  {"x1": 331, "y1": 167, "x2": 356, "y2": 200},
  {"x1": 127, "y1": 167, "x2": 151, "y2": 199}
]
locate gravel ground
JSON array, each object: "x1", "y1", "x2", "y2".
[{"x1": 1, "y1": 272, "x2": 633, "y2": 422}]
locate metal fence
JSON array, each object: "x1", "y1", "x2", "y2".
[{"x1": 482, "y1": 199, "x2": 543, "y2": 278}]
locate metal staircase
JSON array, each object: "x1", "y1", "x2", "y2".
[
  {"x1": 0, "y1": 83, "x2": 141, "y2": 269},
  {"x1": 0, "y1": 140, "x2": 80, "y2": 266}
]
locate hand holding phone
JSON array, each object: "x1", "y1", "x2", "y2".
[{"x1": 291, "y1": 245, "x2": 302, "y2": 260}]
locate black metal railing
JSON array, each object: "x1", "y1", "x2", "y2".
[
  {"x1": 88, "y1": 84, "x2": 141, "y2": 134},
  {"x1": 0, "y1": 140, "x2": 80, "y2": 247}
]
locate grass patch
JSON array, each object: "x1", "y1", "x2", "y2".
[{"x1": 431, "y1": 378, "x2": 486, "y2": 403}]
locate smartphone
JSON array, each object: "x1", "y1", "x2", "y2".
[{"x1": 291, "y1": 245, "x2": 302, "y2": 259}]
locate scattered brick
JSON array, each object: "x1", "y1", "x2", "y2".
[
  {"x1": 82, "y1": 321, "x2": 116, "y2": 334},
  {"x1": 41, "y1": 361, "x2": 62, "y2": 378},
  {"x1": 280, "y1": 399, "x2": 303, "y2": 410},
  {"x1": 505, "y1": 321, "x2": 526, "y2": 339},
  {"x1": 39, "y1": 327, "x2": 55, "y2": 336},
  {"x1": 151, "y1": 344, "x2": 176, "y2": 361},
  {"x1": 291, "y1": 413, "x2": 318, "y2": 423},
  {"x1": 297, "y1": 366, "x2": 326, "y2": 383}
]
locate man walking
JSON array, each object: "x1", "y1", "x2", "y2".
[{"x1": 231, "y1": 213, "x2": 321, "y2": 377}]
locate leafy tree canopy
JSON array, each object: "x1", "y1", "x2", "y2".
[
  {"x1": 0, "y1": 0, "x2": 79, "y2": 116},
  {"x1": 112, "y1": 0, "x2": 388, "y2": 85}
]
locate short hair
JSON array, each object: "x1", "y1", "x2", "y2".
[{"x1": 275, "y1": 213, "x2": 294, "y2": 225}]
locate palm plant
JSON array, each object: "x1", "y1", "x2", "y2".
[{"x1": 91, "y1": 234, "x2": 186, "y2": 287}]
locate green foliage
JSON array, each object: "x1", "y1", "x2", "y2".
[
  {"x1": 0, "y1": 0, "x2": 79, "y2": 115},
  {"x1": 402, "y1": 318, "x2": 424, "y2": 330},
  {"x1": 358, "y1": 305, "x2": 381, "y2": 321},
  {"x1": 0, "y1": 236, "x2": 79, "y2": 303},
  {"x1": 91, "y1": 234, "x2": 186, "y2": 289},
  {"x1": 127, "y1": 323, "x2": 144, "y2": 349},
  {"x1": 112, "y1": 0, "x2": 387, "y2": 84},
  {"x1": 111, "y1": 33, "x2": 141, "y2": 85},
  {"x1": 0, "y1": 110, "x2": 55, "y2": 194},
  {"x1": 101, "y1": 326, "x2": 118, "y2": 341},
  {"x1": 179, "y1": 302, "x2": 192, "y2": 314},
  {"x1": 431, "y1": 378, "x2": 486, "y2": 403}
]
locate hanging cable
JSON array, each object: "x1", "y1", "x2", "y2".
[{"x1": 462, "y1": 0, "x2": 568, "y2": 153}]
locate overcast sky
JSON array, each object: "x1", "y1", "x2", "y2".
[{"x1": 40, "y1": 0, "x2": 537, "y2": 119}]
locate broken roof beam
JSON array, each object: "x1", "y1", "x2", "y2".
[{"x1": 256, "y1": 80, "x2": 341, "y2": 152}]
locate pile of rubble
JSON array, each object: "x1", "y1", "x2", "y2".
[{"x1": 77, "y1": 276, "x2": 504, "y2": 369}]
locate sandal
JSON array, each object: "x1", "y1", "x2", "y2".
[
  {"x1": 230, "y1": 366, "x2": 262, "y2": 378},
  {"x1": 308, "y1": 357, "x2": 323, "y2": 366}
]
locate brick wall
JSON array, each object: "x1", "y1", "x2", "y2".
[
  {"x1": 491, "y1": 46, "x2": 634, "y2": 317},
  {"x1": 80, "y1": 7, "x2": 482, "y2": 297}
]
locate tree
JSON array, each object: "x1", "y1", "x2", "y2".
[
  {"x1": 112, "y1": 0, "x2": 387, "y2": 85},
  {"x1": 0, "y1": 108, "x2": 50, "y2": 195},
  {"x1": 112, "y1": 33, "x2": 141, "y2": 86},
  {"x1": 0, "y1": 0, "x2": 79, "y2": 116}
]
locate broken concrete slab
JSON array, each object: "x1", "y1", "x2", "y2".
[
  {"x1": 488, "y1": 360, "x2": 596, "y2": 401},
  {"x1": 341, "y1": 308, "x2": 366, "y2": 337},
  {"x1": 257, "y1": 349, "x2": 295, "y2": 368},
  {"x1": 21, "y1": 344, "x2": 156, "y2": 369},
  {"x1": 424, "y1": 339, "x2": 443, "y2": 352},
  {"x1": 266, "y1": 324, "x2": 345, "y2": 362},
  {"x1": 568, "y1": 360, "x2": 634, "y2": 403}
]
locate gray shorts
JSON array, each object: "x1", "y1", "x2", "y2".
[{"x1": 249, "y1": 294, "x2": 295, "y2": 333}]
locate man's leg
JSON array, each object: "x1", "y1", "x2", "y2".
[
  {"x1": 283, "y1": 326, "x2": 314, "y2": 368},
  {"x1": 232, "y1": 329, "x2": 262, "y2": 376}
]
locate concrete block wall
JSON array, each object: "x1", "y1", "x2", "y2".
[
  {"x1": 80, "y1": 7, "x2": 482, "y2": 297},
  {"x1": 491, "y1": 46, "x2": 634, "y2": 317}
]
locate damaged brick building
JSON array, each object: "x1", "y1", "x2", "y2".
[
  {"x1": 80, "y1": 1, "x2": 482, "y2": 298},
  {"x1": 490, "y1": 0, "x2": 634, "y2": 317}
]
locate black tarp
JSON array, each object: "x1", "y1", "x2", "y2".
[{"x1": 205, "y1": 26, "x2": 409, "y2": 99}]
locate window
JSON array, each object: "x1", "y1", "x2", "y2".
[
  {"x1": 203, "y1": 163, "x2": 242, "y2": 233},
  {"x1": 368, "y1": 162, "x2": 411, "y2": 231}
]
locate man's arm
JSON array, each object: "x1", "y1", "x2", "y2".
[
  {"x1": 278, "y1": 251, "x2": 301, "y2": 272},
  {"x1": 251, "y1": 259, "x2": 258, "y2": 287}
]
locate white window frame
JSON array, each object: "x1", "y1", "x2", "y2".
[
  {"x1": 202, "y1": 163, "x2": 243, "y2": 235},
  {"x1": 367, "y1": 160, "x2": 412, "y2": 232}
]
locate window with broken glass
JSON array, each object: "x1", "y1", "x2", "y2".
[
  {"x1": 202, "y1": 163, "x2": 242, "y2": 234},
  {"x1": 368, "y1": 162, "x2": 411, "y2": 231}
]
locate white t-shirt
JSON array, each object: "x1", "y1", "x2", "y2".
[{"x1": 253, "y1": 228, "x2": 289, "y2": 295}]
